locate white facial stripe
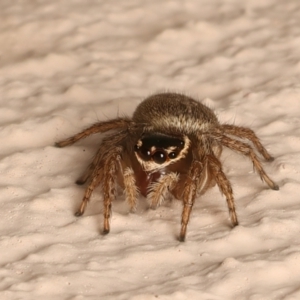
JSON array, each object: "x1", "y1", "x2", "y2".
[{"x1": 166, "y1": 146, "x2": 177, "y2": 152}]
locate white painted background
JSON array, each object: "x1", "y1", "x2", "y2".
[{"x1": 1, "y1": 1, "x2": 300, "y2": 299}]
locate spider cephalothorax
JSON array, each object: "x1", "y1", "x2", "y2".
[{"x1": 55, "y1": 92, "x2": 279, "y2": 241}]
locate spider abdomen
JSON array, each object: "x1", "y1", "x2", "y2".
[{"x1": 132, "y1": 92, "x2": 218, "y2": 134}]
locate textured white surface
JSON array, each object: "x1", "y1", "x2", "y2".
[{"x1": 1, "y1": 1, "x2": 300, "y2": 299}]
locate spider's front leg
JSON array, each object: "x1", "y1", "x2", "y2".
[{"x1": 179, "y1": 160, "x2": 204, "y2": 242}]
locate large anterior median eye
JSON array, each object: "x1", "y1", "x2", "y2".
[{"x1": 152, "y1": 151, "x2": 166, "y2": 164}]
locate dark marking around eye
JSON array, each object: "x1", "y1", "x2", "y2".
[{"x1": 140, "y1": 133, "x2": 185, "y2": 149}]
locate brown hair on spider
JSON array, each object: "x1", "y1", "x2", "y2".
[{"x1": 55, "y1": 92, "x2": 278, "y2": 241}]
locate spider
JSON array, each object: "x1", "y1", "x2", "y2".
[{"x1": 55, "y1": 92, "x2": 279, "y2": 241}]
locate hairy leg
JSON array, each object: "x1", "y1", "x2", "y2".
[
  {"x1": 213, "y1": 133, "x2": 279, "y2": 190},
  {"x1": 55, "y1": 118, "x2": 132, "y2": 147},
  {"x1": 75, "y1": 130, "x2": 130, "y2": 185},
  {"x1": 221, "y1": 125, "x2": 274, "y2": 161},
  {"x1": 76, "y1": 148, "x2": 103, "y2": 185},
  {"x1": 207, "y1": 154, "x2": 238, "y2": 227},
  {"x1": 179, "y1": 160, "x2": 203, "y2": 242},
  {"x1": 75, "y1": 168, "x2": 103, "y2": 217},
  {"x1": 102, "y1": 149, "x2": 122, "y2": 234}
]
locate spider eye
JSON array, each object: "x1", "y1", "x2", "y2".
[
  {"x1": 152, "y1": 151, "x2": 166, "y2": 164},
  {"x1": 140, "y1": 148, "x2": 152, "y2": 161},
  {"x1": 134, "y1": 145, "x2": 140, "y2": 151},
  {"x1": 168, "y1": 152, "x2": 177, "y2": 159}
]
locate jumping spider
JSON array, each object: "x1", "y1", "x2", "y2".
[{"x1": 55, "y1": 92, "x2": 279, "y2": 241}]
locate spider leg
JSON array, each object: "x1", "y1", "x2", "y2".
[
  {"x1": 75, "y1": 168, "x2": 103, "y2": 217},
  {"x1": 75, "y1": 132, "x2": 127, "y2": 234},
  {"x1": 86, "y1": 144, "x2": 139, "y2": 214},
  {"x1": 221, "y1": 125, "x2": 274, "y2": 161},
  {"x1": 75, "y1": 147, "x2": 103, "y2": 185},
  {"x1": 207, "y1": 154, "x2": 238, "y2": 227},
  {"x1": 148, "y1": 172, "x2": 179, "y2": 209},
  {"x1": 76, "y1": 164, "x2": 97, "y2": 185},
  {"x1": 179, "y1": 160, "x2": 203, "y2": 242},
  {"x1": 55, "y1": 118, "x2": 132, "y2": 147},
  {"x1": 76, "y1": 130, "x2": 130, "y2": 185},
  {"x1": 75, "y1": 149, "x2": 113, "y2": 213},
  {"x1": 102, "y1": 149, "x2": 121, "y2": 234},
  {"x1": 214, "y1": 134, "x2": 279, "y2": 190}
]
